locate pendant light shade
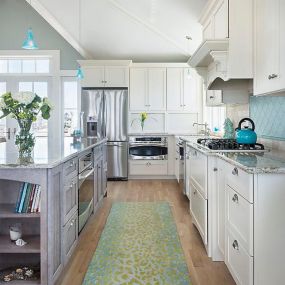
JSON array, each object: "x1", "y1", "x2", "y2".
[
  {"x1": 76, "y1": 67, "x2": 84, "y2": 79},
  {"x1": 22, "y1": 28, "x2": 38, "y2": 50}
]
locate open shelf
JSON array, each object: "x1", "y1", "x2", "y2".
[
  {"x1": 0, "y1": 236, "x2": 40, "y2": 253},
  {"x1": 0, "y1": 204, "x2": 40, "y2": 218}
]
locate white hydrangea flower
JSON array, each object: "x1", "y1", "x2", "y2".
[
  {"x1": 0, "y1": 97, "x2": 6, "y2": 110},
  {"x1": 12, "y1": 91, "x2": 35, "y2": 105}
]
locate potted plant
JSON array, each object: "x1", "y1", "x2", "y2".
[{"x1": 0, "y1": 91, "x2": 52, "y2": 162}]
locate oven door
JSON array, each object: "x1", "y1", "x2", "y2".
[
  {"x1": 78, "y1": 166, "x2": 94, "y2": 233},
  {"x1": 129, "y1": 144, "x2": 168, "y2": 160}
]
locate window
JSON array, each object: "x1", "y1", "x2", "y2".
[
  {"x1": 204, "y1": 105, "x2": 226, "y2": 134},
  {"x1": 0, "y1": 58, "x2": 50, "y2": 74},
  {"x1": 62, "y1": 79, "x2": 79, "y2": 136},
  {"x1": 18, "y1": 80, "x2": 49, "y2": 136}
]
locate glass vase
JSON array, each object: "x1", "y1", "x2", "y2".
[{"x1": 15, "y1": 119, "x2": 35, "y2": 163}]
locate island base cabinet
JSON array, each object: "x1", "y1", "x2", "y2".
[
  {"x1": 225, "y1": 230, "x2": 253, "y2": 285},
  {"x1": 62, "y1": 212, "x2": 78, "y2": 265}
]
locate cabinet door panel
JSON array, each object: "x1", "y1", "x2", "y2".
[
  {"x1": 130, "y1": 68, "x2": 147, "y2": 110},
  {"x1": 254, "y1": 0, "x2": 280, "y2": 95},
  {"x1": 190, "y1": 182, "x2": 208, "y2": 245},
  {"x1": 105, "y1": 66, "x2": 129, "y2": 87},
  {"x1": 183, "y1": 69, "x2": 199, "y2": 112},
  {"x1": 167, "y1": 68, "x2": 183, "y2": 111},
  {"x1": 148, "y1": 68, "x2": 166, "y2": 110},
  {"x1": 81, "y1": 66, "x2": 105, "y2": 88}
]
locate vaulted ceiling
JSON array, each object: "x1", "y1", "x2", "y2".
[{"x1": 31, "y1": 0, "x2": 207, "y2": 62}]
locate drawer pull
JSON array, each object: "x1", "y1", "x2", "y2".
[
  {"x1": 232, "y1": 194, "x2": 239, "y2": 203},
  {"x1": 232, "y1": 240, "x2": 239, "y2": 251},
  {"x1": 232, "y1": 167, "x2": 238, "y2": 175}
]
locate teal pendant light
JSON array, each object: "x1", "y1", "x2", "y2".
[
  {"x1": 76, "y1": 67, "x2": 84, "y2": 79},
  {"x1": 22, "y1": 28, "x2": 38, "y2": 50}
]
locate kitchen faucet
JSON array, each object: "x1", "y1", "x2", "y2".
[{"x1": 193, "y1": 122, "x2": 211, "y2": 136}]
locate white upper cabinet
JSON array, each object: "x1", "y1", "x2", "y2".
[
  {"x1": 81, "y1": 66, "x2": 105, "y2": 88},
  {"x1": 104, "y1": 66, "x2": 129, "y2": 88},
  {"x1": 167, "y1": 68, "x2": 198, "y2": 112},
  {"x1": 130, "y1": 68, "x2": 166, "y2": 111},
  {"x1": 254, "y1": 0, "x2": 285, "y2": 95},
  {"x1": 78, "y1": 60, "x2": 131, "y2": 88},
  {"x1": 148, "y1": 68, "x2": 166, "y2": 110},
  {"x1": 201, "y1": 0, "x2": 229, "y2": 41},
  {"x1": 129, "y1": 68, "x2": 148, "y2": 111}
]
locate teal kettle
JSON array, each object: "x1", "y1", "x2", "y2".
[{"x1": 235, "y1": 118, "x2": 257, "y2": 144}]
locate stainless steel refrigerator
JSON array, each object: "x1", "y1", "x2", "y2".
[{"x1": 81, "y1": 88, "x2": 128, "y2": 180}]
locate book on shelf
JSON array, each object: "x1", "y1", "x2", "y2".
[{"x1": 15, "y1": 183, "x2": 41, "y2": 214}]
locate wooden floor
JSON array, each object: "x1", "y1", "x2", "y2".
[{"x1": 57, "y1": 180, "x2": 235, "y2": 285}]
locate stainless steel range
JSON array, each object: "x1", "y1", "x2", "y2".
[
  {"x1": 129, "y1": 136, "x2": 168, "y2": 160},
  {"x1": 196, "y1": 138, "x2": 265, "y2": 151}
]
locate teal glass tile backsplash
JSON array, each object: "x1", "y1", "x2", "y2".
[{"x1": 250, "y1": 96, "x2": 285, "y2": 140}]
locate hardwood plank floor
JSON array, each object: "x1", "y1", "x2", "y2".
[{"x1": 57, "y1": 180, "x2": 235, "y2": 285}]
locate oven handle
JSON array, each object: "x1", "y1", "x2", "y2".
[
  {"x1": 129, "y1": 143, "x2": 167, "y2": 147},
  {"x1": 79, "y1": 168, "x2": 95, "y2": 181}
]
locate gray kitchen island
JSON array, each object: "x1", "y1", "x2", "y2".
[{"x1": 0, "y1": 137, "x2": 107, "y2": 285}]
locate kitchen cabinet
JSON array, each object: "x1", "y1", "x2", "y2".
[
  {"x1": 62, "y1": 212, "x2": 78, "y2": 265},
  {"x1": 130, "y1": 68, "x2": 166, "y2": 111},
  {"x1": 254, "y1": 0, "x2": 285, "y2": 95},
  {"x1": 81, "y1": 66, "x2": 129, "y2": 88},
  {"x1": 94, "y1": 155, "x2": 104, "y2": 206},
  {"x1": 129, "y1": 160, "x2": 168, "y2": 176},
  {"x1": 185, "y1": 145, "x2": 191, "y2": 199},
  {"x1": 166, "y1": 68, "x2": 198, "y2": 112}
]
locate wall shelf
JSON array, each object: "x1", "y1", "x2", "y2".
[
  {"x1": 0, "y1": 204, "x2": 40, "y2": 218},
  {"x1": 0, "y1": 235, "x2": 40, "y2": 253}
]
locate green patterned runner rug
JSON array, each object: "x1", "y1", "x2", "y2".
[{"x1": 83, "y1": 202, "x2": 191, "y2": 285}]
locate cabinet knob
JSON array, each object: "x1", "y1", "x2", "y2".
[
  {"x1": 268, "y1": 74, "x2": 278, "y2": 80},
  {"x1": 232, "y1": 194, "x2": 239, "y2": 203},
  {"x1": 70, "y1": 161, "x2": 74, "y2": 167},
  {"x1": 232, "y1": 167, "x2": 238, "y2": 175},
  {"x1": 209, "y1": 96, "x2": 215, "y2": 99},
  {"x1": 213, "y1": 167, "x2": 218, "y2": 172},
  {"x1": 70, "y1": 183, "x2": 74, "y2": 188},
  {"x1": 232, "y1": 240, "x2": 239, "y2": 251},
  {"x1": 193, "y1": 190, "x2": 197, "y2": 195}
]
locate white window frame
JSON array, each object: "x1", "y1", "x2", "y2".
[
  {"x1": 61, "y1": 71, "x2": 81, "y2": 137},
  {"x1": 0, "y1": 50, "x2": 61, "y2": 147}
]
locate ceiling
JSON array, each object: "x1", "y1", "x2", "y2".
[{"x1": 31, "y1": 0, "x2": 207, "y2": 62}]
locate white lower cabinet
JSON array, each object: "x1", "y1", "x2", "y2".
[
  {"x1": 226, "y1": 229, "x2": 253, "y2": 285},
  {"x1": 129, "y1": 160, "x2": 168, "y2": 176},
  {"x1": 190, "y1": 180, "x2": 208, "y2": 245},
  {"x1": 226, "y1": 185, "x2": 254, "y2": 256}
]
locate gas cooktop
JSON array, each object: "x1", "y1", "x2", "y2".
[{"x1": 197, "y1": 138, "x2": 265, "y2": 151}]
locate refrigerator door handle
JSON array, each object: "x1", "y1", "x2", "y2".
[{"x1": 107, "y1": 143, "x2": 124, "y2": 147}]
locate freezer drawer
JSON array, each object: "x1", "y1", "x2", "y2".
[{"x1": 107, "y1": 142, "x2": 128, "y2": 179}]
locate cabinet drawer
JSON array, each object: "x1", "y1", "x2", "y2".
[
  {"x1": 226, "y1": 230, "x2": 253, "y2": 285},
  {"x1": 225, "y1": 163, "x2": 253, "y2": 203},
  {"x1": 129, "y1": 160, "x2": 168, "y2": 176},
  {"x1": 190, "y1": 181, "x2": 208, "y2": 245},
  {"x1": 62, "y1": 176, "x2": 78, "y2": 225},
  {"x1": 63, "y1": 157, "x2": 78, "y2": 179},
  {"x1": 63, "y1": 212, "x2": 78, "y2": 265},
  {"x1": 226, "y1": 185, "x2": 253, "y2": 256}
]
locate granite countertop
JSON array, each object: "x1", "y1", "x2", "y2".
[
  {"x1": 180, "y1": 136, "x2": 285, "y2": 174},
  {"x1": 0, "y1": 137, "x2": 107, "y2": 169}
]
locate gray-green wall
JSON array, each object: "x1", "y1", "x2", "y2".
[{"x1": 0, "y1": 0, "x2": 83, "y2": 69}]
